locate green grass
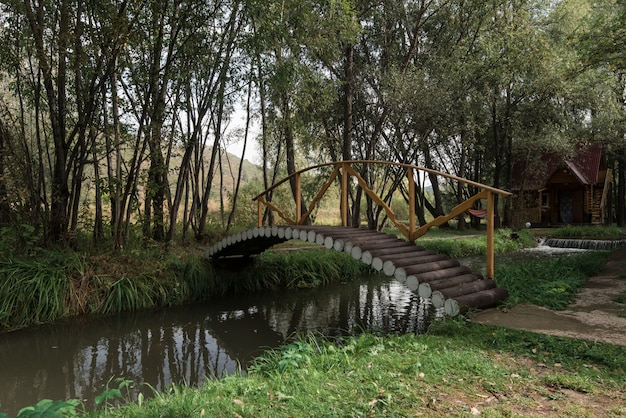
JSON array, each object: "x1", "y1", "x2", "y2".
[
  {"x1": 0, "y1": 251, "x2": 82, "y2": 329},
  {"x1": 495, "y1": 252, "x2": 610, "y2": 309},
  {"x1": 249, "y1": 249, "x2": 368, "y2": 289},
  {"x1": 543, "y1": 225, "x2": 626, "y2": 239},
  {"x1": 420, "y1": 228, "x2": 535, "y2": 258},
  {"x1": 0, "y1": 246, "x2": 367, "y2": 332},
  {"x1": 77, "y1": 325, "x2": 625, "y2": 417}
]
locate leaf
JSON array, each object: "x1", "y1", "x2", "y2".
[{"x1": 16, "y1": 399, "x2": 80, "y2": 418}]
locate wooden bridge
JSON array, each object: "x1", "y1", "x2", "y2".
[{"x1": 208, "y1": 161, "x2": 512, "y2": 316}]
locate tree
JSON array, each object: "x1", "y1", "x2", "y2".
[{"x1": 1, "y1": 0, "x2": 134, "y2": 244}]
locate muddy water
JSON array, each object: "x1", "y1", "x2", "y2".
[{"x1": 0, "y1": 273, "x2": 428, "y2": 415}]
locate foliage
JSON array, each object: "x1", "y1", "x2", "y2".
[
  {"x1": 94, "y1": 377, "x2": 134, "y2": 413},
  {"x1": 0, "y1": 399, "x2": 81, "y2": 418},
  {"x1": 495, "y1": 252, "x2": 610, "y2": 309}
]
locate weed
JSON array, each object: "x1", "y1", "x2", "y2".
[
  {"x1": 543, "y1": 373, "x2": 594, "y2": 393},
  {"x1": 95, "y1": 377, "x2": 134, "y2": 413},
  {"x1": 0, "y1": 399, "x2": 81, "y2": 418}
]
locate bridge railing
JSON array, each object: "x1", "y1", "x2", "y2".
[{"x1": 252, "y1": 160, "x2": 512, "y2": 278}]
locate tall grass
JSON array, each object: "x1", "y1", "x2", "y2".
[
  {"x1": 231, "y1": 249, "x2": 369, "y2": 293},
  {"x1": 0, "y1": 244, "x2": 368, "y2": 333},
  {"x1": 495, "y1": 252, "x2": 610, "y2": 309},
  {"x1": 99, "y1": 276, "x2": 166, "y2": 314},
  {"x1": 0, "y1": 251, "x2": 83, "y2": 329}
]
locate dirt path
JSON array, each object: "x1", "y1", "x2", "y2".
[{"x1": 471, "y1": 246, "x2": 626, "y2": 347}]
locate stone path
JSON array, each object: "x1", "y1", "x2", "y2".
[{"x1": 471, "y1": 246, "x2": 626, "y2": 347}]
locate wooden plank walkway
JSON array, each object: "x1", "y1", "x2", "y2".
[{"x1": 207, "y1": 226, "x2": 509, "y2": 316}]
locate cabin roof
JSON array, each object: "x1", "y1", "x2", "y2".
[{"x1": 511, "y1": 142, "x2": 604, "y2": 190}]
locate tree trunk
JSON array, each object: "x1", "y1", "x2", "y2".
[
  {"x1": 0, "y1": 118, "x2": 10, "y2": 225},
  {"x1": 341, "y1": 44, "x2": 354, "y2": 226},
  {"x1": 618, "y1": 156, "x2": 625, "y2": 227},
  {"x1": 457, "y1": 129, "x2": 467, "y2": 231},
  {"x1": 226, "y1": 77, "x2": 252, "y2": 232},
  {"x1": 421, "y1": 141, "x2": 447, "y2": 224},
  {"x1": 281, "y1": 94, "x2": 308, "y2": 221}
]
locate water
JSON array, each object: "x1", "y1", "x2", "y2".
[
  {"x1": 0, "y1": 274, "x2": 427, "y2": 416},
  {"x1": 458, "y1": 242, "x2": 596, "y2": 274},
  {"x1": 542, "y1": 238, "x2": 626, "y2": 251}
]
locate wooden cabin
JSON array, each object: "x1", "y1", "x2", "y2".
[{"x1": 510, "y1": 143, "x2": 612, "y2": 226}]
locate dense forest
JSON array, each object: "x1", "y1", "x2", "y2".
[{"x1": 0, "y1": 0, "x2": 623, "y2": 249}]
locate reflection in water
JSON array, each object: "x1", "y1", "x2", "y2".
[{"x1": 0, "y1": 274, "x2": 428, "y2": 415}]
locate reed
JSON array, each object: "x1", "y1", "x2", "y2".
[
  {"x1": 237, "y1": 249, "x2": 369, "y2": 292},
  {"x1": 0, "y1": 251, "x2": 83, "y2": 329},
  {"x1": 0, "y1": 244, "x2": 370, "y2": 333},
  {"x1": 172, "y1": 256, "x2": 222, "y2": 301},
  {"x1": 99, "y1": 276, "x2": 164, "y2": 314}
]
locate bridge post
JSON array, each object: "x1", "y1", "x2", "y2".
[
  {"x1": 408, "y1": 167, "x2": 416, "y2": 238},
  {"x1": 341, "y1": 162, "x2": 348, "y2": 227},
  {"x1": 296, "y1": 173, "x2": 301, "y2": 224},
  {"x1": 486, "y1": 191, "x2": 495, "y2": 279},
  {"x1": 257, "y1": 198, "x2": 263, "y2": 227}
]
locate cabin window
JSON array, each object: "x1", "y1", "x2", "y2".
[{"x1": 541, "y1": 192, "x2": 549, "y2": 208}]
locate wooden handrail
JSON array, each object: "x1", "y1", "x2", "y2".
[
  {"x1": 252, "y1": 160, "x2": 512, "y2": 200},
  {"x1": 253, "y1": 160, "x2": 512, "y2": 279}
]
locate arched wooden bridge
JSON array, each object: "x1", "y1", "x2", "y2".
[{"x1": 208, "y1": 160, "x2": 512, "y2": 316}]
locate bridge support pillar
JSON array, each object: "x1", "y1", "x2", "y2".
[{"x1": 486, "y1": 191, "x2": 495, "y2": 279}]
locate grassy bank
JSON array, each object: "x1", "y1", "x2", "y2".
[
  {"x1": 495, "y1": 251, "x2": 611, "y2": 310},
  {"x1": 0, "y1": 247, "x2": 368, "y2": 333},
  {"x1": 58, "y1": 324, "x2": 621, "y2": 417},
  {"x1": 7, "y1": 324, "x2": 625, "y2": 417},
  {"x1": 420, "y1": 228, "x2": 536, "y2": 258}
]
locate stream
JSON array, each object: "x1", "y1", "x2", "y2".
[{"x1": 0, "y1": 272, "x2": 429, "y2": 415}]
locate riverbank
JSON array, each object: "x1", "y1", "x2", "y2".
[
  {"x1": 77, "y1": 245, "x2": 626, "y2": 417},
  {"x1": 80, "y1": 325, "x2": 625, "y2": 417},
  {"x1": 0, "y1": 247, "x2": 368, "y2": 333}
]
